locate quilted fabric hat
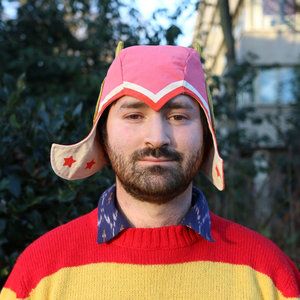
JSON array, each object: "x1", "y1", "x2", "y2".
[{"x1": 50, "y1": 44, "x2": 225, "y2": 191}]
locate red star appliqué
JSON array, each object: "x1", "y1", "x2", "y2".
[
  {"x1": 85, "y1": 159, "x2": 96, "y2": 169},
  {"x1": 215, "y1": 166, "x2": 221, "y2": 177},
  {"x1": 63, "y1": 156, "x2": 76, "y2": 167}
]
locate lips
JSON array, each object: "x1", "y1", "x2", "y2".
[
  {"x1": 139, "y1": 157, "x2": 175, "y2": 163},
  {"x1": 141, "y1": 158, "x2": 174, "y2": 162}
]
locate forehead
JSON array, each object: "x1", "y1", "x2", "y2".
[{"x1": 113, "y1": 94, "x2": 200, "y2": 112}]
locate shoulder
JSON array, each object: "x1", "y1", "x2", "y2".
[
  {"x1": 211, "y1": 212, "x2": 291, "y2": 259},
  {"x1": 210, "y1": 212, "x2": 296, "y2": 266},
  {"x1": 23, "y1": 208, "x2": 97, "y2": 258},
  {"x1": 210, "y1": 213, "x2": 300, "y2": 297},
  {"x1": 3, "y1": 209, "x2": 98, "y2": 298},
  {"x1": 211, "y1": 212, "x2": 280, "y2": 248}
]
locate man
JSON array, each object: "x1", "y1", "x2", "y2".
[{"x1": 1, "y1": 44, "x2": 299, "y2": 299}]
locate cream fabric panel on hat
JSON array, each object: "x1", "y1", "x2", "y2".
[{"x1": 50, "y1": 123, "x2": 107, "y2": 180}]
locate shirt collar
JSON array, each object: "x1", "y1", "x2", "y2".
[{"x1": 97, "y1": 184, "x2": 213, "y2": 243}]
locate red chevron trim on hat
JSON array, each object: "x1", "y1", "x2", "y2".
[{"x1": 98, "y1": 80, "x2": 211, "y2": 120}]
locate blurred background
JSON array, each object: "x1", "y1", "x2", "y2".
[{"x1": 0, "y1": 0, "x2": 299, "y2": 286}]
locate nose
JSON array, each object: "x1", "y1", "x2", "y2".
[{"x1": 144, "y1": 115, "x2": 171, "y2": 148}]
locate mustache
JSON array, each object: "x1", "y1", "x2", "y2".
[{"x1": 132, "y1": 146, "x2": 183, "y2": 162}]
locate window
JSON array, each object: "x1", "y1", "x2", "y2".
[
  {"x1": 253, "y1": 67, "x2": 296, "y2": 104},
  {"x1": 263, "y1": 0, "x2": 295, "y2": 16}
]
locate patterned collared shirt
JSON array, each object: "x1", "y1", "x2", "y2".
[{"x1": 97, "y1": 185, "x2": 213, "y2": 243}]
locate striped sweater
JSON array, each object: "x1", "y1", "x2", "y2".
[{"x1": 1, "y1": 209, "x2": 300, "y2": 299}]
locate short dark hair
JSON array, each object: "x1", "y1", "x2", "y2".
[{"x1": 97, "y1": 104, "x2": 110, "y2": 148}]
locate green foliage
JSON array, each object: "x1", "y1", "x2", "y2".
[
  {"x1": 0, "y1": 0, "x2": 168, "y2": 286},
  {"x1": 198, "y1": 63, "x2": 300, "y2": 268},
  {"x1": 165, "y1": 24, "x2": 182, "y2": 45}
]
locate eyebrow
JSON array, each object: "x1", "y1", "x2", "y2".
[
  {"x1": 118, "y1": 99, "x2": 196, "y2": 111},
  {"x1": 163, "y1": 100, "x2": 195, "y2": 110},
  {"x1": 118, "y1": 101, "x2": 148, "y2": 110}
]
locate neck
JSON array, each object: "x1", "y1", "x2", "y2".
[{"x1": 115, "y1": 179, "x2": 193, "y2": 228}]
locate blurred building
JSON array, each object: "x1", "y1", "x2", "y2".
[
  {"x1": 193, "y1": 0, "x2": 300, "y2": 74},
  {"x1": 193, "y1": 0, "x2": 300, "y2": 218},
  {"x1": 193, "y1": 0, "x2": 300, "y2": 146}
]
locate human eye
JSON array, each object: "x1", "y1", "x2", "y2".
[
  {"x1": 124, "y1": 113, "x2": 144, "y2": 121},
  {"x1": 169, "y1": 114, "x2": 189, "y2": 122}
]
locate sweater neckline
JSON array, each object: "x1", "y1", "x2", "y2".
[
  {"x1": 108, "y1": 225, "x2": 202, "y2": 249},
  {"x1": 97, "y1": 185, "x2": 213, "y2": 244}
]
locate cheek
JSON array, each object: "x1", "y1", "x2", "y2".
[
  {"x1": 106, "y1": 122, "x2": 142, "y2": 153},
  {"x1": 174, "y1": 126, "x2": 203, "y2": 153}
]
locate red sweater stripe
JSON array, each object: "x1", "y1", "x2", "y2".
[{"x1": 3, "y1": 209, "x2": 300, "y2": 299}]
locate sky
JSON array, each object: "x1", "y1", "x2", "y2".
[
  {"x1": 134, "y1": 0, "x2": 198, "y2": 46},
  {"x1": 2, "y1": 0, "x2": 198, "y2": 46}
]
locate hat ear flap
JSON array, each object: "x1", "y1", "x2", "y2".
[
  {"x1": 192, "y1": 42, "x2": 216, "y2": 128},
  {"x1": 93, "y1": 79, "x2": 105, "y2": 124},
  {"x1": 205, "y1": 83, "x2": 216, "y2": 128},
  {"x1": 115, "y1": 41, "x2": 124, "y2": 57}
]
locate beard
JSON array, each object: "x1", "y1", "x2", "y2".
[{"x1": 104, "y1": 143, "x2": 203, "y2": 204}]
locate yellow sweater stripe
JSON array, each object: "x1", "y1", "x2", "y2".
[
  {"x1": 2, "y1": 261, "x2": 298, "y2": 300},
  {"x1": 0, "y1": 289, "x2": 18, "y2": 300}
]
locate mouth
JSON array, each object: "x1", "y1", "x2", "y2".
[{"x1": 138, "y1": 157, "x2": 176, "y2": 164}]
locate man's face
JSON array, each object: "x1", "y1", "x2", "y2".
[{"x1": 103, "y1": 94, "x2": 204, "y2": 204}]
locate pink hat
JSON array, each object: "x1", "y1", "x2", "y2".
[{"x1": 50, "y1": 44, "x2": 225, "y2": 191}]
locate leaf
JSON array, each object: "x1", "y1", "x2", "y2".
[
  {"x1": 0, "y1": 219, "x2": 6, "y2": 234},
  {"x1": 0, "y1": 178, "x2": 10, "y2": 191},
  {"x1": 9, "y1": 114, "x2": 21, "y2": 129},
  {"x1": 38, "y1": 105, "x2": 50, "y2": 127},
  {"x1": 8, "y1": 175, "x2": 21, "y2": 198},
  {"x1": 2, "y1": 74, "x2": 15, "y2": 91},
  {"x1": 16, "y1": 73, "x2": 26, "y2": 93},
  {"x1": 72, "y1": 102, "x2": 83, "y2": 117}
]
